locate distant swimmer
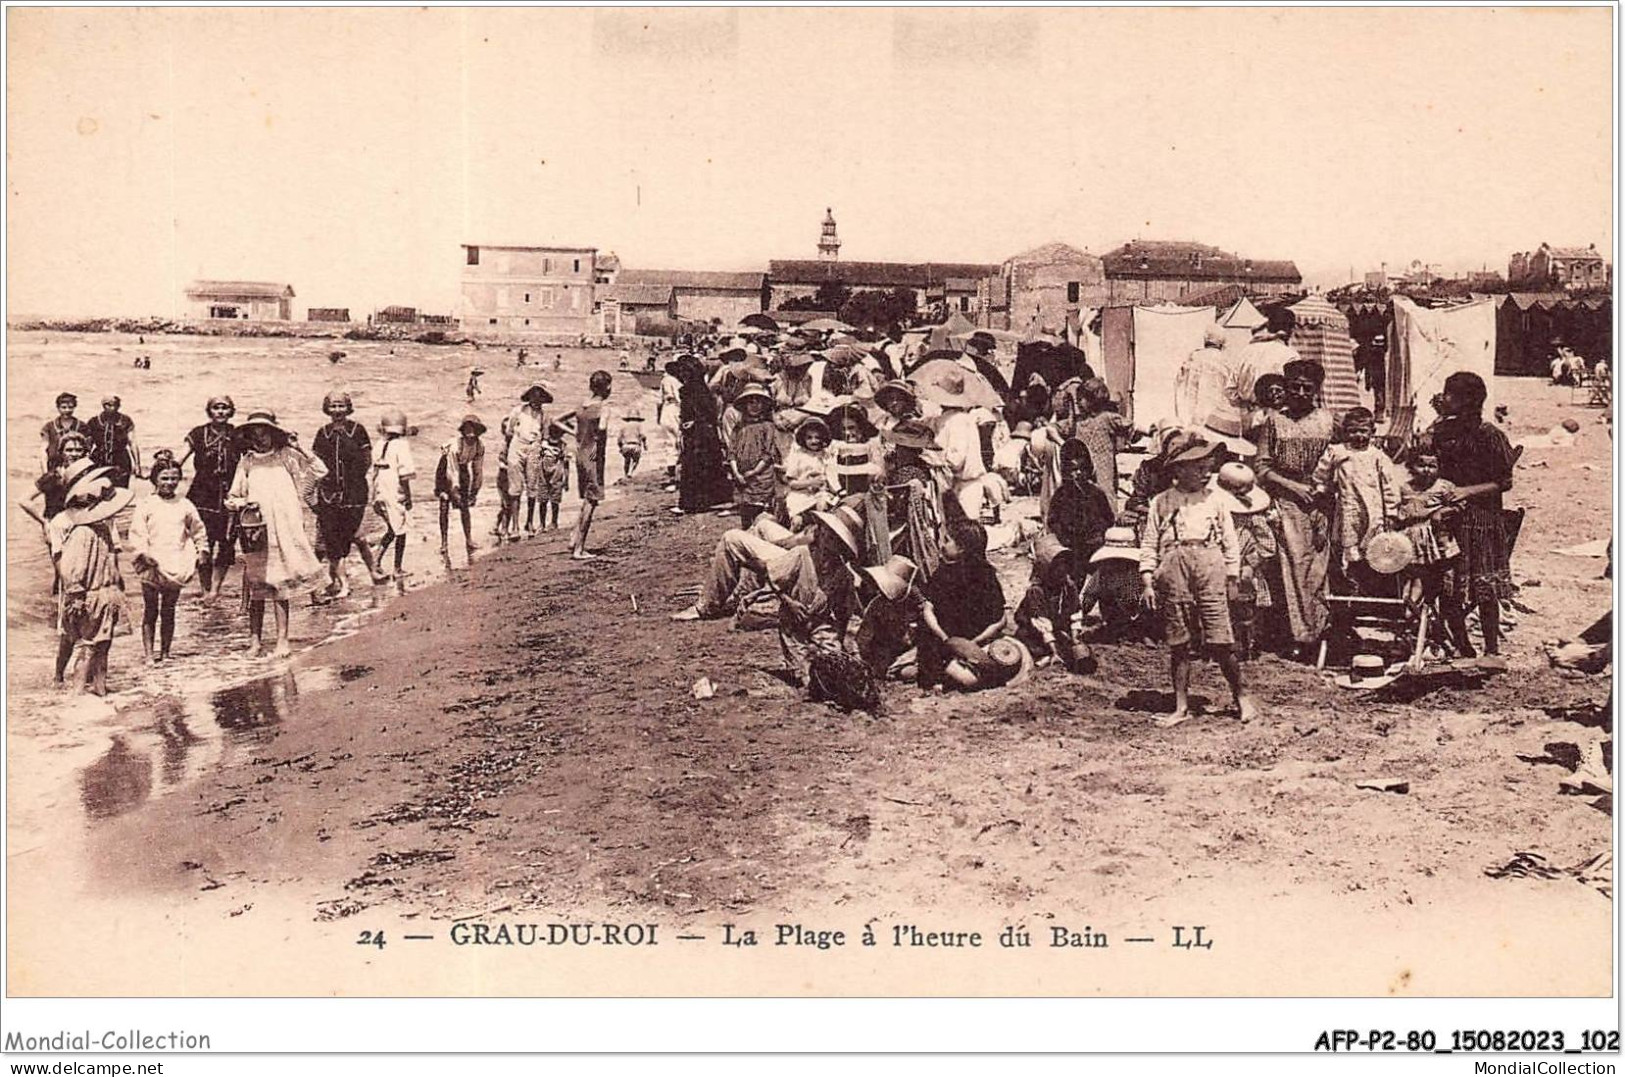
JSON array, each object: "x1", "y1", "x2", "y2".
[
  {"x1": 553, "y1": 354, "x2": 563, "y2": 371},
  {"x1": 328, "y1": 350, "x2": 346, "y2": 364},
  {"x1": 466, "y1": 368, "x2": 484, "y2": 404}
]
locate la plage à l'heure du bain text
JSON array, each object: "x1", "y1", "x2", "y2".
[{"x1": 351, "y1": 921, "x2": 1216, "y2": 951}]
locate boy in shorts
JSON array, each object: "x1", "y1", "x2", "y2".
[
  {"x1": 1138, "y1": 432, "x2": 1257, "y2": 727},
  {"x1": 570, "y1": 370, "x2": 613, "y2": 560}
]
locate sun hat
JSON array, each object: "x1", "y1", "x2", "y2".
[
  {"x1": 458, "y1": 413, "x2": 488, "y2": 437},
  {"x1": 779, "y1": 348, "x2": 816, "y2": 368},
  {"x1": 1011, "y1": 421, "x2": 1035, "y2": 439},
  {"x1": 986, "y1": 637, "x2": 1035, "y2": 685},
  {"x1": 1334, "y1": 654, "x2": 1404, "y2": 691},
  {"x1": 810, "y1": 503, "x2": 864, "y2": 558},
  {"x1": 61, "y1": 468, "x2": 133, "y2": 526},
  {"x1": 874, "y1": 379, "x2": 918, "y2": 411},
  {"x1": 717, "y1": 347, "x2": 749, "y2": 365},
  {"x1": 963, "y1": 332, "x2": 997, "y2": 358},
  {"x1": 322, "y1": 390, "x2": 353, "y2": 414},
  {"x1": 1364, "y1": 530, "x2": 1416, "y2": 575},
  {"x1": 58, "y1": 459, "x2": 109, "y2": 488},
  {"x1": 1212, "y1": 461, "x2": 1271, "y2": 514},
  {"x1": 794, "y1": 416, "x2": 831, "y2": 447},
  {"x1": 378, "y1": 409, "x2": 409, "y2": 436},
  {"x1": 1164, "y1": 430, "x2": 1225, "y2": 466},
  {"x1": 1089, "y1": 526, "x2": 1141, "y2": 566},
  {"x1": 734, "y1": 383, "x2": 773, "y2": 409},
  {"x1": 238, "y1": 409, "x2": 288, "y2": 436},
  {"x1": 881, "y1": 419, "x2": 936, "y2": 450},
  {"x1": 1033, "y1": 532, "x2": 1068, "y2": 571},
  {"x1": 862, "y1": 554, "x2": 920, "y2": 601},
  {"x1": 1199, "y1": 400, "x2": 1258, "y2": 457},
  {"x1": 1203, "y1": 325, "x2": 1227, "y2": 347},
  {"x1": 521, "y1": 384, "x2": 554, "y2": 406}
]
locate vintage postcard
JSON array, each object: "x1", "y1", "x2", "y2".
[{"x1": 3, "y1": 5, "x2": 1614, "y2": 1021}]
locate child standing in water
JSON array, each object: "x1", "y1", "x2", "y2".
[
  {"x1": 618, "y1": 414, "x2": 647, "y2": 478},
  {"x1": 371, "y1": 410, "x2": 416, "y2": 578},
  {"x1": 436, "y1": 414, "x2": 486, "y2": 558},
  {"x1": 51, "y1": 468, "x2": 133, "y2": 692},
  {"x1": 128, "y1": 460, "x2": 205, "y2": 664}
]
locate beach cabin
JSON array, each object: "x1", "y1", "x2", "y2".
[{"x1": 185, "y1": 280, "x2": 295, "y2": 321}]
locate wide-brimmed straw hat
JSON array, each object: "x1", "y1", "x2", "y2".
[
  {"x1": 1211, "y1": 462, "x2": 1271, "y2": 514},
  {"x1": 962, "y1": 332, "x2": 997, "y2": 358},
  {"x1": 520, "y1": 384, "x2": 554, "y2": 406},
  {"x1": 986, "y1": 637, "x2": 1035, "y2": 685},
  {"x1": 779, "y1": 348, "x2": 816, "y2": 368},
  {"x1": 874, "y1": 379, "x2": 918, "y2": 411},
  {"x1": 1364, "y1": 531, "x2": 1417, "y2": 575},
  {"x1": 810, "y1": 503, "x2": 864, "y2": 558},
  {"x1": 794, "y1": 416, "x2": 831, "y2": 447},
  {"x1": 1334, "y1": 654, "x2": 1404, "y2": 691},
  {"x1": 238, "y1": 409, "x2": 288, "y2": 436},
  {"x1": 1164, "y1": 430, "x2": 1225, "y2": 466},
  {"x1": 458, "y1": 413, "x2": 488, "y2": 436},
  {"x1": 734, "y1": 383, "x2": 773, "y2": 409},
  {"x1": 62, "y1": 468, "x2": 133, "y2": 526},
  {"x1": 862, "y1": 554, "x2": 920, "y2": 601},
  {"x1": 1089, "y1": 526, "x2": 1141, "y2": 565},
  {"x1": 1200, "y1": 401, "x2": 1258, "y2": 457}
]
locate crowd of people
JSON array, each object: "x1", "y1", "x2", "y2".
[
  {"x1": 24, "y1": 371, "x2": 640, "y2": 694},
  {"x1": 661, "y1": 321, "x2": 1520, "y2": 722}
]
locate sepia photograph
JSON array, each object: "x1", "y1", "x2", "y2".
[{"x1": 3, "y1": 3, "x2": 1616, "y2": 1023}]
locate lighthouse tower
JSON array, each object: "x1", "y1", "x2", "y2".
[{"x1": 818, "y1": 207, "x2": 841, "y2": 261}]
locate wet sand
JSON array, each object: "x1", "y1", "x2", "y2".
[{"x1": 5, "y1": 374, "x2": 1613, "y2": 997}]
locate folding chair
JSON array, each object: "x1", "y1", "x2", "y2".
[
  {"x1": 1316, "y1": 571, "x2": 1431, "y2": 673},
  {"x1": 1589, "y1": 369, "x2": 1612, "y2": 408}
]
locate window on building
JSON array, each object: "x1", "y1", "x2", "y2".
[
  {"x1": 539, "y1": 288, "x2": 554, "y2": 307},
  {"x1": 524, "y1": 319, "x2": 530, "y2": 326},
  {"x1": 573, "y1": 258, "x2": 581, "y2": 273},
  {"x1": 488, "y1": 318, "x2": 497, "y2": 326},
  {"x1": 524, "y1": 292, "x2": 531, "y2": 304},
  {"x1": 544, "y1": 258, "x2": 552, "y2": 275},
  {"x1": 466, "y1": 247, "x2": 479, "y2": 266},
  {"x1": 1066, "y1": 281, "x2": 1080, "y2": 304}
]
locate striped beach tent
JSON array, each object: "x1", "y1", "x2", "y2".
[{"x1": 1288, "y1": 295, "x2": 1366, "y2": 421}]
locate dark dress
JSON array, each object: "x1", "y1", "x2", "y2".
[
  {"x1": 310, "y1": 419, "x2": 372, "y2": 559},
  {"x1": 1047, "y1": 478, "x2": 1115, "y2": 565},
  {"x1": 1431, "y1": 415, "x2": 1516, "y2": 603},
  {"x1": 677, "y1": 377, "x2": 731, "y2": 512},
  {"x1": 84, "y1": 412, "x2": 136, "y2": 487},
  {"x1": 917, "y1": 557, "x2": 1006, "y2": 687},
  {"x1": 185, "y1": 422, "x2": 241, "y2": 559},
  {"x1": 40, "y1": 416, "x2": 86, "y2": 470}
]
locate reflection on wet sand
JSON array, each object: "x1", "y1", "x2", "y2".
[
  {"x1": 70, "y1": 665, "x2": 340, "y2": 822},
  {"x1": 78, "y1": 735, "x2": 153, "y2": 819}
]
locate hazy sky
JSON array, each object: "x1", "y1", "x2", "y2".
[{"x1": 7, "y1": 6, "x2": 1613, "y2": 317}]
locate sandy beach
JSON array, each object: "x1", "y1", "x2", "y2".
[{"x1": 5, "y1": 371, "x2": 1612, "y2": 997}]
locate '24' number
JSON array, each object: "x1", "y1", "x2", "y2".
[{"x1": 357, "y1": 931, "x2": 386, "y2": 949}]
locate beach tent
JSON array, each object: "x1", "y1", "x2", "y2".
[
  {"x1": 1100, "y1": 304, "x2": 1216, "y2": 428},
  {"x1": 1287, "y1": 295, "x2": 1367, "y2": 421},
  {"x1": 942, "y1": 310, "x2": 977, "y2": 336},
  {"x1": 1384, "y1": 296, "x2": 1496, "y2": 445},
  {"x1": 1219, "y1": 297, "x2": 1268, "y2": 350}
]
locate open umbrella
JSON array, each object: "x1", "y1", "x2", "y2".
[
  {"x1": 739, "y1": 312, "x2": 779, "y2": 331},
  {"x1": 802, "y1": 317, "x2": 854, "y2": 333},
  {"x1": 735, "y1": 324, "x2": 775, "y2": 337},
  {"x1": 911, "y1": 358, "x2": 1004, "y2": 410}
]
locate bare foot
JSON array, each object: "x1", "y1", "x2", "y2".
[
  {"x1": 569, "y1": 550, "x2": 599, "y2": 561},
  {"x1": 272, "y1": 642, "x2": 292, "y2": 659},
  {"x1": 247, "y1": 640, "x2": 265, "y2": 658},
  {"x1": 1155, "y1": 709, "x2": 1191, "y2": 728},
  {"x1": 1237, "y1": 695, "x2": 1259, "y2": 724}
]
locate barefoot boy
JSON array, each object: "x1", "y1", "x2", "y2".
[{"x1": 1137, "y1": 432, "x2": 1257, "y2": 726}]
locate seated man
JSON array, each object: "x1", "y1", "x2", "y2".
[{"x1": 672, "y1": 501, "x2": 866, "y2": 691}]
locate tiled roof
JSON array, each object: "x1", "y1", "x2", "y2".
[
  {"x1": 1004, "y1": 242, "x2": 1097, "y2": 266},
  {"x1": 1546, "y1": 245, "x2": 1605, "y2": 261},
  {"x1": 618, "y1": 269, "x2": 766, "y2": 291},
  {"x1": 185, "y1": 280, "x2": 294, "y2": 299},
  {"x1": 597, "y1": 283, "x2": 675, "y2": 306},
  {"x1": 769, "y1": 259, "x2": 1000, "y2": 288},
  {"x1": 1101, "y1": 241, "x2": 1301, "y2": 283}
]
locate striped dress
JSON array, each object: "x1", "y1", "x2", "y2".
[{"x1": 1253, "y1": 407, "x2": 1335, "y2": 645}]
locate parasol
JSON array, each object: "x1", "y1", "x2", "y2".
[
  {"x1": 739, "y1": 313, "x2": 779, "y2": 331},
  {"x1": 801, "y1": 317, "x2": 854, "y2": 333}
]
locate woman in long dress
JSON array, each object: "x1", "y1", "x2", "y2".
[
  {"x1": 225, "y1": 409, "x2": 328, "y2": 657},
  {"x1": 1428, "y1": 371, "x2": 1516, "y2": 658},
  {"x1": 1252, "y1": 360, "x2": 1335, "y2": 659},
  {"x1": 675, "y1": 357, "x2": 731, "y2": 514}
]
